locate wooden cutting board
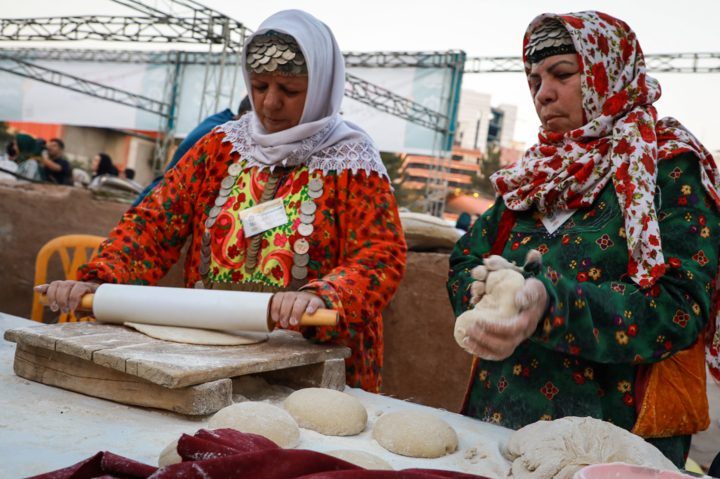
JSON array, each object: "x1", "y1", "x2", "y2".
[{"x1": 4, "y1": 322, "x2": 351, "y2": 415}]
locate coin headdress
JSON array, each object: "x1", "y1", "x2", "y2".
[
  {"x1": 245, "y1": 30, "x2": 307, "y2": 76},
  {"x1": 525, "y1": 19, "x2": 576, "y2": 64}
]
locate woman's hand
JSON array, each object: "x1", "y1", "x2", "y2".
[
  {"x1": 270, "y1": 291, "x2": 325, "y2": 328},
  {"x1": 33, "y1": 280, "x2": 100, "y2": 318},
  {"x1": 470, "y1": 250, "x2": 541, "y2": 306},
  {"x1": 463, "y1": 278, "x2": 547, "y2": 361}
]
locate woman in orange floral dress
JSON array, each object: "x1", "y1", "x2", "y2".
[{"x1": 36, "y1": 9, "x2": 407, "y2": 393}]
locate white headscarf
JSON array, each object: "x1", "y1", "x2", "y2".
[{"x1": 219, "y1": 9, "x2": 387, "y2": 178}]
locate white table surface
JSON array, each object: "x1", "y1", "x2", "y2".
[{"x1": 0, "y1": 312, "x2": 514, "y2": 479}]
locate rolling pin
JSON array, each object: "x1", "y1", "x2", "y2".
[{"x1": 38, "y1": 283, "x2": 337, "y2": 333}]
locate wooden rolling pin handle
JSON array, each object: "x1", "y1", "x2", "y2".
[
  {"x1": 38, "y1": 293, "x2": 95, "y2": 311},
  {"x1": 298, "y1": 308, "x2": 339, "y2": 327}
]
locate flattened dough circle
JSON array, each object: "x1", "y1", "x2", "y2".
[
  {"x1": 284, "y1": 388, "x2": 367, "y2": 436},
  {"x1": 373, "y1": 410, "x2": 458, "y2": 458},
  {"x1": 209, "y1": 402, "x2": 299, "y2": 448},
  {"x1": 124, "y1": 322, "x2": 268, "y2": 346}
]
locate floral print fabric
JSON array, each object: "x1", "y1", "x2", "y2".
[
  {"x1": 449, "y1": 153, "x2": 719, "y2": 467},
  {"x1": 491, "y1": 10, "x2": 720, "y2": 385},
  {"x1": 78, "y1": 128, "x2": 407, "y2": 393}
]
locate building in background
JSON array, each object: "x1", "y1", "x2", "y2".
[
  {"x1": 4, "y1": 121, "x2": 163, "y2": 186},
  {"x1": 397, "y1": 89, "x2": 523, "y2": 219}
]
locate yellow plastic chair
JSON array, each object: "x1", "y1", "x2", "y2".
[{"x1": 31, "y1": 234, "x2": 107, "y2": 323}]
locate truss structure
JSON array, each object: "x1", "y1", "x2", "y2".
[
  {"x1": 1, "y1": 47, "x2": 452, "y2": 135},
  {"x1": 464, "y1": 52, "x2": 720, "y2": 73},
  {"x1": 0, "y1": 54, "x2": 170, "y2": 117},
  {"x1": 345, "y1": 73, "x2": 449, "y2": 133}
]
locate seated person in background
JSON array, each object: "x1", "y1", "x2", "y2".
[
  {"x1": 41, "y1": 138, "x2": 72, "y2": 185},
  {"x1": 132, "y1": 95, "x2": 252, "y2": 207},
  {"x1": 120, "y1": 168, "x2": 135, "y2": 181},
  {"x1": 92, "y1": 153, "x2": 118, "y2": 178},
  {"x1": 14, "y1": 134, "x2": 43, "y2": 181}
]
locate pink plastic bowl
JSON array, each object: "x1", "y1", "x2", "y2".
[{"x1": 574, "y1": 464, "x2": 696, "y2": 479}]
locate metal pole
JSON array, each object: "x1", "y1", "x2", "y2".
[
  {"x1": 198, "y1": 39, "x2": 213, "y2": 123},
  {"x1": 214, "y1": 18, "x2": 229, "y2": 114}
]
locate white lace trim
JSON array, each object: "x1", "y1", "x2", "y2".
[{"x1": 217, "y1": 115, "x2": 389, "y2": 180}]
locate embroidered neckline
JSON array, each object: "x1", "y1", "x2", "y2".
[{"x1": 217, "y1": 115, "x2": 389, "y2": 180}]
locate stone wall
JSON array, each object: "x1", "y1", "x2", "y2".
[{"x1": 0, "y1": 181, "x2": 470, "y2": 411}]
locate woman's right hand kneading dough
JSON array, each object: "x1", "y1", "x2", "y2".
[{"x1": 462, "y1": 250, "x2": 548, "y2": 361}]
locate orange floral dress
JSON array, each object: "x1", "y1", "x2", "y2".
[{"x1": 78, "y1": 127, "x2": 407, "y2": 393}]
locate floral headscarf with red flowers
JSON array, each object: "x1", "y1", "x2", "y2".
[{"x1": 490, "y1": 11, "x2": 720, "y2": 382}]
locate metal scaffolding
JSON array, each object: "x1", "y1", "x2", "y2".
[
  {"x1": 464, "y1": 52, "x2": 720, "y2": 73},
  {"x1": 0, "y1": 54, "x2": 170, "y2": 117},
  {"x1": 0, "y1": 3, "x2": 467, "y2": 214}
]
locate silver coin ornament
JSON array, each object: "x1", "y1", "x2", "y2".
[
  {"x1": 300, "y1": 201, "x2": 317, "y2": 215},
  {"x1": 308, "y1": 178, "x2": 323, "y2": 191},
  {"x1": 293, "y1": 238, "x2": 310, "y2": 254},
  {"x1": 221, "y1": 176, "x2": 235, "y2": 189},
  {"x1": 199, "y1": 262, "x2": 210, "y2": 276},
  {"x1": 245, "y1": 32, "x2": 307, "y2": 76},
  {"x1": 291, "y1": 265, "x2": 308, "y2": 280},
  {"x1": 215, "y1": 195, "x2": 228, "y2": 207},
  {"x1": 299, "y1": 213, "x2": 315, "y2": 224},
  {"x1": 308, "y1": 188, "x2": 323, "y2": 200},
  {"x1": 298, "y1": 223, "x2": 314, "y2": 237},
  {"x1": 201, "y1": 244, "x2": 211, "y2": 256},
  {"x1": 195, "y1": 281, "x2": 204, "y2": 289},
  {"x1": 202, "y1": 231, "x2": 211, "y2": 245},
  {"x1": 293, "y1": 253, "x2": 310, "y2": 267},
  {"x1": 228, "y1": 163, "x2": 243, "y2": 177},
  {"x1": 209, "y1": 206, "x2": 222, "y2": 218},
  {"x1": 205, "y1": 217, "x2": 216, "y2": 229}
]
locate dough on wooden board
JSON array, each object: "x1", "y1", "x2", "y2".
[
  {"x1": 325, "y1": 450, "x2": 394, "y2": 470},
  {"x1": 124, "y1": 322, "x2": 268, "y2": 346},
  {"x1": 284, "y1": 388, "x2": 367, "y2": 436},
  {"x1": 208, "y1": 402, "x2": 299, "y2": 448},
  {"x1": 158, "y1": 437, "x2": 182, "y2": 467},
  {"x1": 504, "y1": 416, "x2": 678, "y2": 479},
  {"x1": 454, "y1": 268, "x2": 526, "y2": 354},
  {"x1": 373, "y1": 410, "x2": 458, "y2": 458}
]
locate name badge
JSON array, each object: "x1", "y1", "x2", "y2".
[
  {"x1": 541, "y1": 207, "x2": 577, "y2": 234},
  {"x1": 239, "y1": 198, "x2": 289, "y2": 237}
]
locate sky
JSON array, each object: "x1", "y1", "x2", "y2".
[{"x1": 5, "y1": 0, "x2": 720, "y2": 152}]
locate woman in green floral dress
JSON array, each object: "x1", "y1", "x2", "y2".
[{"x1": 447, "y1": 11, "x2": 720, "y2": 467}]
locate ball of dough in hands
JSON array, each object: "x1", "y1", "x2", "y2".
[
  {"x1": 455, "y1": 256, "x2": 527, "y2": 354},
  {"x1": 373, "y1": 410, "x2": 458, "y2": 458},
  {"x1": 208, "y1": 402, "x2": 300, "y2": 448},
  {"x1": 284, "y1": 388, "x2": 368, "y2": 436}
]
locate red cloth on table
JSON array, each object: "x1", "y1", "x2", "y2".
[{"x1": 27, "y1": 429, "x2": 490, "y2": 479}]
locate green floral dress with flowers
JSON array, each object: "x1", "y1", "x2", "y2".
[{"x1": 447, "y1": 152, "x2": 719, "y2": 467}]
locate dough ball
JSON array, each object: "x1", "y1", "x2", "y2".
[
  {"x1": 373, "y1": 410, "x2": 458, "y2": 458},
  {"x1": 325, "y1": 450, "x2": 394, "y2": 470},
  {"x1": 158, "y1": 437, "x2": 182, "y2": 467},
  {"x1": 454, "y1": 268, "x2": 526, "y2": 353},
  {"x1": 125, "y1": 322, "x2": 267, "y2": 346},
  {"x1": 505, "y1": 416, "x2": 678, "y2": 479},
  {"x1": 208, "y1": 402, "x2": 299, "y2": 448},
  {"x1": 284, "y1": 388, "x2": 367, "y2": 436}
]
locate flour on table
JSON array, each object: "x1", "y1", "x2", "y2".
[
  {"x1": 373, "y1": 410, "x2": 458, "y2": 458},
  {"x1": 124, "y1": 322, "x2": 268, "y2": 346},
  {"x1": 504, "y1": 416, "x2": 678, "y2": 479},
  {"x1": 325, "y1": 449, "x2": 394, "y2": 470},
  {"x1": 284, "y1": 388, "x2": 367, "y2": 436}
]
